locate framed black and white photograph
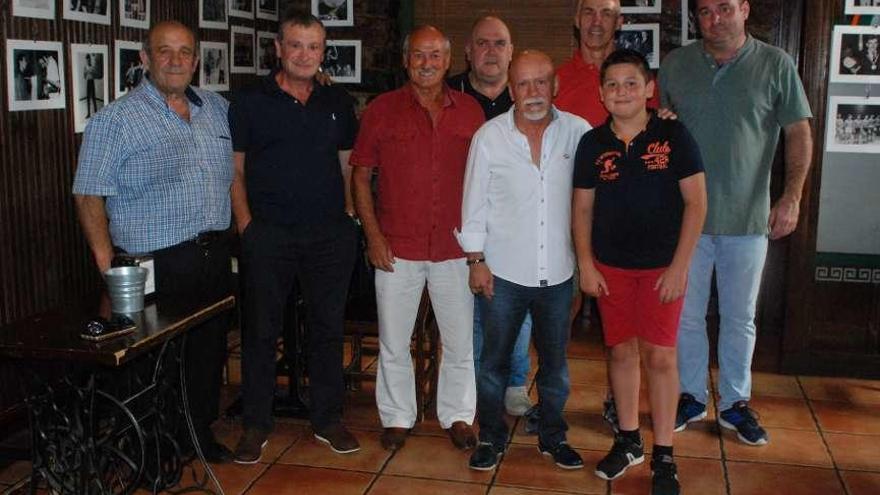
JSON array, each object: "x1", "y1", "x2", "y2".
[
  {"x1": 845, "y1": 0, "x2": 880, "y2": 15},
  {"x1": 256, "y1": 30, "x2": 278, "y2": 76},
  {"x1": 620, "y1": 0, "x2": 661, "y2": 14},
  {"x1": 681, "y1": 0, "x2": 701, "y2": 46},
  {"x1": 826, "y1": 96, "x2": 880, "y2": 154},
  {"x1": 6, "y1": 40, "x2": 66, "y2": 112},
  {"x1": 200, "y1": 41, "x2": 230, "y2": 92},
  {"x1": 830, "y1": 25, "x2": 880, "y2": 84},
  {"x1": 71, "y1": 44, "x2": 108, "y2": 133},
  {"x1": 312, "y1": 0, "x2": 353, "y2": 28},
  {"x1": 120, "y1": 0, "x2": 150, "y2": 29},
  {"x1": 322, "y1": 40, "x2": 361, "y2": 84},
  {"x1": 115, "y1": 40, "x2": 144, "y2": 99},
  {"x1": 618, "y1": 23, "x2": 660, "y2": 69},
  {"x1": 231, "y1": 25, "x2": 256, "y2": 74},
  {"x1": 200, "y1": 0, "x2": 228, "y2": 30},
  {"x1": 256, "y1": 0, "x2": 278, "y2": 21},
  {"x1": 229, "y1": 0, "x2": 254, "y2": 20},
  {"x1": 13, "y1": 0, "x2": 55, "y2": 20},
  {"x1": 62, "y1": 0, "x2": 111, "y2": 25}
]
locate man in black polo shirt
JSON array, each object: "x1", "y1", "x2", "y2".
[
  {"x1": 447, "y1": 15, "x2": 514, "y2": 120},
  {"x1": 228, "y1": 10, "x2": 359, "y2": 463}
]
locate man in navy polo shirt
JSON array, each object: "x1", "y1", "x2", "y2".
[{"x1": 228, "y1": 10, "x2": 359, "y2": 463}]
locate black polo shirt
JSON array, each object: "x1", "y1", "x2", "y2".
[
  {"x1": 447, "y1": 71, "x2": 513, "y2": 120},
  {"x1": 228, "y1": 70, "x2": 357, "y2": 229},
  {"x1": 573, "y1": 113, "x2": 704, "y2": 269}
]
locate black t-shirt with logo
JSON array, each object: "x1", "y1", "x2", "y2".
[{"x1": 573, "y1": 113, "x2": 704, "y2": 269}]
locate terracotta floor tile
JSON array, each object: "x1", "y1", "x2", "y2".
[
  {"x1": 367, "y1": 475, "x2": 485, "y2": 494},
  {"x1": 646, "y1": 421, "x2": 722, "y2": 459},
  {"x1": 383, "y1": 435, "x2": 492, "y2": 484},
  {"x1": 512, "y1": 412, "x2": 614, "y2": 454},
  {"x1": 247, "y1": 464, "x2": 373, "y2": 495},
  {"x1": 723, "y1": 427, "x2": 832, "y2": 467},
  {"x1": 726, "y1": 462, "x2": 845, "y2": 495},
  {"x1": 567, "y1": 333, "x2": 608, "y2": 361},
  {"x1": 276, "y1": 428, "x2": 392, "y2": 473},
  {"x1": 841, "y1": 471, "x2": 880, "y2": 495},
  {"x1": 187, "y1": 460, "x2": 270, "y2": 495},
  {"x1": 744, "y1": 395, "x2": 817, "y2": 430},
  {"x1": 490, "y1": 487, "x2": 584, "y2": 495},
  {"x1": 825, "y1": 433, "x2": 880, "y2": 471},
  {"x1": 812, "y1": 400, "x2": 880, "y2": 435},
  {"x1": 213, "y1": 420, "x2": 305, "y2": 464},
  {"x1": 610, "y1": 457, "x2": 725, "y2": 495},
  {"x1": 495, "y1": 445, "x2": 606, "y2": 494},
  {"x1": 800, "y1": 376, "x2": 880, "y2": 405},
  {"x1": 0, "y1": 461, "x2": 31, "y2": 485},
  {"x1": 567, "y1": 359, "x2": 609, "y2": 386},
  {"x1": 563, "y1": 384, "x2": 608, "y2": 414},
  {"x1": 750, "y1": 372, "x2": 805, "y2": 399}
]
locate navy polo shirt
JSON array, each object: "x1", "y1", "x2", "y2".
[
  {"x1": 447, "y1": 71, "x2": 513, "y2": 119},
  {"x1": 573, "y1": 113, "x2": 704, "y2": 269},
  {"x1": 228, "y1": 70, "x2": 357, "y2": 228}
]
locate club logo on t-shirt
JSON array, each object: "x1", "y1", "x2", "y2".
[
  {"x1": 595, "y1": 151, "x2": 621, "y2": 182},
  {"x1": 642, "y1": 140, "x2": 671, "y2": 171}
]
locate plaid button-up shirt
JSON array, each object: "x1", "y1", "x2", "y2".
[{"x1": 73, "y1": 78, "x2": 233, "y2": 253}]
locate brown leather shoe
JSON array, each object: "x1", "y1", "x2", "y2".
[
  {"x1": 380, "y1": 427, "x2": 409, "y2": 451},
  {"x1": 314, "y1": 423, "x2": 360, "y2": 454},
  {"x1": 446, "y1": 421, "x2": 477, "y2": 450}
]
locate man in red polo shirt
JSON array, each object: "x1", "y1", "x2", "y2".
[{"x1": 351, "y1": 25, "x2": 485, "y2": 452}]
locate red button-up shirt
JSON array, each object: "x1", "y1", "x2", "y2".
[
  {"x1": 351, "y1": 84, "x2": 484, "y2": 262},
  {"x1": 556, "y1": 55, "x2": 659, "y2": 128}
]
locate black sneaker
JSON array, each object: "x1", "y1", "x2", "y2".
[
  {"x1": 538, "y1": 441, "x2": 584, "y2": 470},
  {"x1": 719, "y1": 401, "x2": 769, "y2": 446},
  {"x1": 233, "y1": 428, "x2": 269, "y2": 465},
  {"x1": 603, "y1": 397, "x2": 620, "y2": 434},
  {"x1": 468, "y1": 442, "x2": 504, "y2": 471},
  {"x1": 651, "y1": 455, "x2": 680, "y2": 495},
  {"x1": 674, "y1": 393, "x2": 707, "y2": 432},
  {"x1": 594, "y1": 434, "x2": 645, "y2": 480}
]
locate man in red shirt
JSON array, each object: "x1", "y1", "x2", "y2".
[{"x1": 351, "y1": 25, "x2": 485, "y2": 452}]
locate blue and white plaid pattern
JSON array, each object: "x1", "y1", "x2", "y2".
[{"x1": 73, "y1": 79, "x2": 233, "y2": 253}]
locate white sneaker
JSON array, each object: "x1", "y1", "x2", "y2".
[{"x1": 504, "y1": 386, "x2": 533, "y2": 416}]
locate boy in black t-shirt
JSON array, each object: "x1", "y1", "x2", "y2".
[{"x1": 571, "y1": 50, "x2": 707, "y2": 495}]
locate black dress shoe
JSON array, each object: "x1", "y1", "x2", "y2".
[
  {"x1": 468, "y1": 442, "x2": 503, "y2": 471},
  {"x1": 201, "y1": 440, "x2": 234, "y2": 463}
]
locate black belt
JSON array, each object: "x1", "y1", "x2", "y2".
[{"x1": 191, "y1": 230, "x2": 230, "y2": 248}]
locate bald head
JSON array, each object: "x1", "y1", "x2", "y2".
[
  {"x1": 509, "y1": 50, "x2": 556, "y2": 122},
  {"x1": 143, "y1": 20, "x2": 197, "y2": 55},
  {"x1": 466, "y1": 16, "x2": 513, "y2": 85},
  {"x1": 509, "y1": 50, "x2": 554, "y2": 80},
  {"x1": 403, "y1": 25, "x2": 451, "y2": 57}
]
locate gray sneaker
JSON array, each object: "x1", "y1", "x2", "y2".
[
  {"x1": 504, "y1": 386, "x2": 533, "y2": 416},
  {"x1": 233, "y1": 428, "x2": 269, "y2": 465}
]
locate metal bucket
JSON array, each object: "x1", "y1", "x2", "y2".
[{"x1": 104, "y1": 266, "x2": 148, "y2": 313}]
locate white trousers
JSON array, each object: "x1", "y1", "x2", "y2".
[{"x1": 375, "y1": 258, "x2": 476, "y2": 429}]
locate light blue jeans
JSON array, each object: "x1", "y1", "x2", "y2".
[
  {"x1": 677, "y1": 234, "x2": 768, "y2": 412},
  {"x1": 473, "y1": 301, "x2": 532, "y2": 388}
]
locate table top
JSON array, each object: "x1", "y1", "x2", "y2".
[{"x1": 0, "y1": 293, "x2": 235, "y2": 367}]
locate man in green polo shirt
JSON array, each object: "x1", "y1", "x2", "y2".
[{"x1": 658, "y1": 0, "x2": 813, "y2": 446}]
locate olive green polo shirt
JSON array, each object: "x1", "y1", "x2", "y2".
[{"x1": 659, "y1": 36, "x2": 812, "y2": 236}]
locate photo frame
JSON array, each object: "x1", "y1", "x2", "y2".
[
  {"x1": 62, "y1": 0, "x2": 111, "y2": 25},
  {"x1": 200, "y1": 0, "x2": 228, "y2": 30},
  {"x1": 825, "y1": 96, "x2": 880, "y2": 154},
  {"x1": 231, "y1": 25, "x2": 256, "y2": 74},
  {"x1": 845, "y1": 0, "x2": 880, "y2": 15},
  {"x1": 70, "y1": 44, "x2": 109, "y2": 133},
  {"x1": 829, "y1": 25, "x2": 880, "y2": 84},
  {"x1": 115, "y1": 40, "x2": 144, "y2": 99},
  {"x1": 618, "y1": 23, "x2": 661, "y2": 69},
  {"x1": 13, "y1": 0, "x2": 55, "y2": 20},
  {"x1": 229, "y1": 0, "x2": 254, "y2": 20},
  {"x1": 256, "y1": 30, "x2": 278, "y2": 76},
  {"x1": 120, "y1": 0, "x2": 150, "y2": 30},
  {"x1": 256, "y1": 0, "x2": 279, "y2": 21},
  {"x1": 322, "y1": 40, "x2": 361, "y2": 84},
  {"x1": 312, "y1": 0, "x2": 354, "y2": 28},
  {"x1": 200, "y1": 41, "x2": 230, "y2": 92},
  {"x1": 680, "y1": 0, "x2": 701, "y2": 46},
  {"x1": 620, "y1": 0, "x2": 661, "y2": 14},
  {"x1": 6, "y1": 40, "x2": 67, "y2": 111}
]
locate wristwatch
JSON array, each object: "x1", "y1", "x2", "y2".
[{"x1": 466, "y1": 257, "x2": 486, "y2": 266}]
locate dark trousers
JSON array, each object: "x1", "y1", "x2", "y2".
[
  {"x1": 240, "y1": 218, "x2": 356, "y2": 432},
  {"x1": 152, "y1": 235, "x2": 233, "y2": 445}
]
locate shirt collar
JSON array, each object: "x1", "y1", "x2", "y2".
[
  {"x1": 699, "y1": 35, "x2": 755, "y2": 67},
  {"x1": 599, "y1": 110, "x2": 659, "y2": 144},
  {"x1": 404, "y1": 82, "x2": 456, "y2": 109},
  {"x1": 141, "y1": 75, "x2": 203, "y2": 107},
  {"x1": 262, "y1": 68, "x2": 324, "y2": 100}
]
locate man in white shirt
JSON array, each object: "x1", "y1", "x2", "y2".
[{"x1": 459, "y1": 50, "x2": 590, "y2": 471}]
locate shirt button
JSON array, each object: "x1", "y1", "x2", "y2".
[{"x1": 540, "y1": 221, "x2": 544, "y2": 226}]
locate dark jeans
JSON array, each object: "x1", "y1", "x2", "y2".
[
  {"x1": 240, "y1": 218, "x2": 356, "y2": 432},
  {"x1": 477, "y1": 276, "x2": 572, "y2": 448},
  {"x1": 151, "y1": 234, "x2": 233, "y2": 445}
]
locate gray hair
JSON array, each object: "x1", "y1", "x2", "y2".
[
  {"x1": 142, "y1": 20, "x2": 199, "y2": 54},
  {"x1": 402, "y1": 26, "x2": 452, "y2": 56}
]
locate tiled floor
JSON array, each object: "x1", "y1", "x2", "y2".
[{"x1": 2, "y1": 328, "x2": 879, "y2": 495}]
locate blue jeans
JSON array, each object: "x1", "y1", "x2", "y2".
[
  {"x1": 473, "y1": 302, "x2": 532, "y2": 388},
  {"x1": 477, "y1": 276, "x2": 572, "y2": 448},
  {"x1": 677, "y1": 234, "x2": 768, "y2": 412}
]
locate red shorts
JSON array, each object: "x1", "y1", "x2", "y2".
[{"x1": 595, "y1": 261, "x2": 684, "y2": 348}]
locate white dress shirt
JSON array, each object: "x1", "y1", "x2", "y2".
[{"x1": 457, "y1": 106, "x2": 590, "y2": 288}]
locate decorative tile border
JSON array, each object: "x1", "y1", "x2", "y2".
[{"x1": 815, "y1": 266, "x2": 880, "y2": 283}]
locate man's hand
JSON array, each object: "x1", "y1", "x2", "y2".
[
  {"x1": 316, "y1": 69, "x2": 333, "y2": 86},
  {"x1": 236, "y1": 216, "x2": 252, "y2": 236},
  {"x1": 654, "y1": 263, "x2": 688, "y2": 304},
  {"x1": 769, "y1": 194, "x2": 800, "y2": 240},
  {"x1": 366, "y1": 234, "x2": 395, "y2": 272},
  {"x1": 656, "y1": 107, "x2": 678, "y2": 120},
  {"x1": 579, "y1": 264, "x2": 609, "y2": 298},
  {"x1": 469, "y1": 263, "x2": 494, "y2": 299}
]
